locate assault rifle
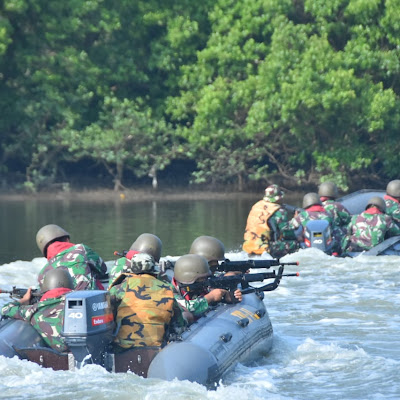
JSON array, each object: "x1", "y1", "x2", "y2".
[
  {"x1": 0, "y1": 287, "x2": 41, "y2": 302},
  {"x1": 214, "y1": 259, "x2": 298, "y2": 273},
  {"x1": 165, "y1": 258, "x2": 298, "y2": 272},
  {"x1": 181, "y1": 266, "x2": 299, "y2": 302},
  {"x1": 283, "y1": 204, "x2": 304, "y2": 214},
  {"x1": 114, "y1": 250, "x2": 128, "y2": 257}
]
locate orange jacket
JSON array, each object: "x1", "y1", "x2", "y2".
[{"x1": 243, "y1": 200, "x2": 280, "y2": 254}]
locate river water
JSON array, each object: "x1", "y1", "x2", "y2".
[
  {"x1": 0, "y1": 196, "x2": 263, "y2": 264},
  {"x1": 0, "y1": 197, "x2": 399, "y2": 399}
]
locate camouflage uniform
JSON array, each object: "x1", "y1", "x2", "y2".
[
  {"x1": 267, "y1": 209, "x2": 300, "y2": 258},
  {"x1": 1, "y1": 289, "x2": 72, "y2": 352},
  {"x1": 321, "y1": 199, "x2": 351, "y2": 234},
  {"x1": 108, "y1": 255, "x2": 186, "y2": 349},
  {"x1": 342, "y1": 210, "x2": 400, "y2": 252},
  {"x1": 384, "y1": 195, "x2": 400, "y2": 225},
  {"x1": 38, "y1": 243, "x2": 107, "y2": 291},
  {"x1": 173, "y1": 288, "x2": 209, "y2": 316},
  {"x1": 289, "y1": 205, "x2": 342, "y2": 252},
  {"x1": 243, "y1": 184, "x2": 299, "y2": 257},
  {"x1": 289, "y1": 206, "x2": 334, "y2": 230}
]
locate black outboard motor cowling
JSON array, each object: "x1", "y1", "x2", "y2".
[
  {"x1": 302, "y1": 220, "x2": 335, "y2": 254},
  {"x1": 62, "y1": 290, "x2": 114, "y2": 367}
]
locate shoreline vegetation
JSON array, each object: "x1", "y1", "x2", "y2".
[
  {"x1": 0, "y1": 187, "x2": 260, "y2": 202},
  {"x1": 0, "y1": 186, "x2": 306, "y2": 205},
  {"x1": 2, "y1": 2, "x2": 399, "y2": 197}
]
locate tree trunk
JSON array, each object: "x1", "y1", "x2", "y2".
[
  {"x1": 237, "y1": 173, "x2": 244, "y2": 191},
  {"x1": 113, "y1": 162, "x2": 124, "y2": 191}
]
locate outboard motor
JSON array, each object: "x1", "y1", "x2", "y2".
[
  {"x1": 62, "y1": 290, "x2": 115, "y2": 368},
  {"x1": 302, "y1": 220, "x2": 334, "y2": 254}
]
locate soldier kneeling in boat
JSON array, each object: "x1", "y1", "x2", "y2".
[
  {"x1": 384, "y1": 179, "x2": 400, "y2": 225},
  {"x1": 172, "y1": 254, "x2": 242, "y2": 322},
  {"x1": 36, "y1": 224, "x2": 107, "y2": 291},
  {"x1": 108, "y1": 252, "x2": 187, "y2": 351},
  {"x1": 1, "y1": 268, "x2": 74, "y2": 353},
  {"x1": 189, "y1": 235, "x2": 246, "y2": 277},
  {"x1": 243, "y1": 184, "x2": 299, "y2": 258},
  {"x1": 318, "y1": 181, "x2": 351, "y2": 235},
  {"x1": 108, "y1": 233, "x2": 163, "y2": 285}
]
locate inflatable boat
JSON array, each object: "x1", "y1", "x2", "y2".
[
  {"x1": 337, "y1": 189, "x2": 400, "y2": 257},
  {"x1": 295, "y1": 189, "x2": 400, "y2": 257},
  {"x1": 147, "y1": 291, "x2": 273, "y2": 387},
  {"x1": 337, "y1": 189, "x2": 385, "y2": 215},
  {"x1": 0, "y1": 279, "x2": 277, "y2": 387}
]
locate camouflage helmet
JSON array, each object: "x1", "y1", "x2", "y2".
[
  {"x1": 129, "y1": 233, "x2": 162, "y2": 262},
  {"x1": 366, "y1": 196, "x2": 386, "y2": 212},
  {"x1": 40, "y1": 268, "x2": 74, "y2": 293},
  {"x1": 386, "y1": 180, "x2": 400, "y2": 198},
  {"x1": 189, "y1": 236, "x2": 225, "y2": 262},
  {"x1": 123, "y1": 253, "x2": 156, "y2": 274},
  {"x1": 263, "y1": 184, "x2": 284, "y2": 203},
  {"x1": 318, "y1": 181, "x2": 339, "y2": 198},
  {"x1": 36, "y1": 224, "x2": 70, "y2": 256},
  {"x1": 174, "y1": 254, "x2": 211, "y2": 284},
  {"x1": 302, "y1": 192, "x2": 322, "y2": 209}
]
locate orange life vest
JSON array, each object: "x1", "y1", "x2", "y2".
[{"x1": 243, "y1": 200, "x2": 280, "y2": 254}]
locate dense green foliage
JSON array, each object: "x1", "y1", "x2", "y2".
[{"x1": 1, "y1": 0, "x2": 399, "y2": 192}]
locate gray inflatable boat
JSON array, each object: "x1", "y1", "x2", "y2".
[
  {"x1": 0, "y1": 289, "x2": 273, "y2": 387},
  {"x1": 337, "y1": 189, "x2": 385, "y2": 215},
  {"x1": 285, "y1": 189, "x2": 400, "y2": 257},
  {"x1": 337, "y1": 189, "x2": 400, "y2": 257},
  {"x1": 0, "y1": 318, "x2": 45, "y2": 358},
  {"x1": 147, "y1": 291, "x2": 273, "y2": 387}
]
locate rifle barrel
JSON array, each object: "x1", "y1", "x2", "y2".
[
  {"x1": 216, "y1": 259, "x2": 299, "y2": 272},
  {"x1": 183, "y1": 265, "x2": 298, "y2": 294}
]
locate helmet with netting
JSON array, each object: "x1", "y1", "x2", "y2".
[
  {"x1": 129, "y1": 233, "x2": 162, "y2": 262},
  {"x1": 123, "y1": 253, "x2": 156, "y2": 274},
  {"x1": 36, "y1": 224, "x2": 70, "y2": 257},
  {"x1": 263, "y1": 184, "x2": 284, "y2": 203},
  {"x1": 174, "y1": 254, "x2": 211, "y2": 284}
]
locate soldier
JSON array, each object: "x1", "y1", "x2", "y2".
[
  {"x1": 108, "y1": 250, "x2": 186, "y2": 350},
  {"x1": 172, "y1": 254, "x2": 242, "y2": 320},
  {"x1": 189, "y1": 235, "x2": 225, "y2": 274},
  {"x1": 243, "y1": 184, "x2": 299, "y2": 258},
  {"x1": 36, "y1": 224, "x2": 107, "y2": 291},
  {"x1": 289, "y1": 192, "x2": 334, "y2": 230},
  {"x1": 190, "y1": 235, "x2": 247, "y2": 277},
  {"x1": 1, "y1": 268, "x2": 74, "y2": 353},
  {"x1": 318, "y1": 181, "x2": 351, "y2": 234},
  {"x1": 342, "y1": 196, "x2": 400, "y2": 253},
  {"x1": 384, "y1": 180, "x2": 400, "y2": 225},
  {"x1": 289, "y1": 192, "x2": 341, "y2": 253},
  {"x1": 108, "y1": 233, "x2": 163, "y2": 285}
]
